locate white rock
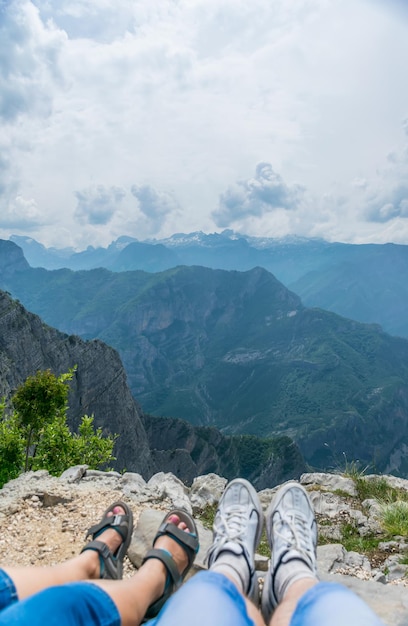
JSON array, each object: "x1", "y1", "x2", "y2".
[
  {"x1": 189, "y1": 474, "x2": 227, "y2": 512},
  {"x1": 148, "y1": 472, "x2": 192, "y2": 514},
  {"x1": 300, "y1": 472, "x2": 357, "y2": 496}
]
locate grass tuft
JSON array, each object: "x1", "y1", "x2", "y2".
[{"x1": 381, "y1": 501, "x2": 408, "y2": 536}]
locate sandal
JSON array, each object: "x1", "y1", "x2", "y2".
[
  {"x1": 142, "y1": 509, "x2": 199, "y2": 620},
  {"x1": 81, "y1": 500, "x2": 134, "y2": 579}
]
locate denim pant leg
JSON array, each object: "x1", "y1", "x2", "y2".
[
  {"x1": 0, "y1": 569, "x2": 18, "y2": 612},
  {"x1": 290, "y1": 582, "x2": 386, "y2": 626},
  {"x1": 151, "y1": 571, "x2": 255, "y2": 626},
  {"x1": 0, "y1": 582, "x2": 120, "y2": 626}
]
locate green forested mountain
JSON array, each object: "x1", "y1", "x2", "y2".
[
  {"x1": 0, "y1": 286, "x2": 303, "y2": 487},
  {"x1": 11, "y1": 233, "x2": 408, "y2": 338},
  {"x1": 2, "y1": 239, "x2": 408, "y2": 474}
]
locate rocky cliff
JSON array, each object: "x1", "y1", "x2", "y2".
[
  {"x1": 142, "y1": 414, "x2": 306, "y2": 489},
  {"x1": 0, "y1": 290, "x2": 154, "y2": 476}
]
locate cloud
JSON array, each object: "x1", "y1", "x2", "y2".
[
  {"x1": 1, "y1": 0, "x2": 408, "y2": 247},
  {"x1": 361, "y1": 121, "x2": 408, "y2": 223},
  {"x1": 131, "y1": 184, "x2": 179, "y2": 231},
  {"x1": 212, "y1": 162, "x2": 304, "y2": 228},
  {"x1": 0, "y1": 1, "x2": 64, "y2": 123},
  {"x1": 0, "y1": 151, "x2": 43, "y2": 230},
  {"x1": 0, "y1": 195, "x2": 45, "y2": 230},
  {"x1": 365, "y1": 184, "x2": 408, "y2": 223},
  {"x1": 74, "y1": 185, "x2": 126, "y2": 225}
]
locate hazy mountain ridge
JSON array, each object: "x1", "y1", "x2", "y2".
[
  {"x1": 3, "y1": 239, "x2": 408, "y2": 475},
  {"x1": 11, "y1": 232, "x2": 408, "y2": 338}
]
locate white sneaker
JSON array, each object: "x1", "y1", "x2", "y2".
[
  {"x1": 261, "y1": 482, "x2": 318, "y2": 622},
  {"x1": 207, "y1": 478, "x2": 263, "y2": 603}
]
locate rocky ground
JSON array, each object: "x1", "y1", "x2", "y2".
[{"x1": 0, "y1": 467, "x2": 408, "y2": 625}]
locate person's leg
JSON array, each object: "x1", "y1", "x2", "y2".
[
  {"x1": 205, "y1": 478, "x2": 265, "y2": 626},
  {"x1": 0, "y1": 513, "x2": 197, "y2": 626},
  {"x1": 2, "y1": 503, "x2": 130, "y2": 601},
  {"x1": 114, "y1": 478, "x2": 266, "y2": 626},
  {"x1": 0, "y1": 568, "x2": 18, "y2": 612},
  {"x1": 153, "y1": 570, "x2": 264, "y2": 626},
  {"x1": 281, "y1": 581, "x2": 386, "y2": 626},
  {"x1": 261, "y1": 482, "x2": 385, "y2": 626}
]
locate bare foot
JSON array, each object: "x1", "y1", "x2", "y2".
[
  {"x1": 85, "y1": 504, "x2": 127, "y2": 579},
  {"x1": 145, "y1": 513, "x2": 193, "y2": 598}
]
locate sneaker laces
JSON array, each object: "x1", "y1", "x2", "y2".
[
  {"x1": 214, "y1": 505, "x2": 249, "y2": 549},
  {"x1": 275, "y1": 510, "x2": 315, "y2": 566}
]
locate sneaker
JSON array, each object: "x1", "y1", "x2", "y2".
[
  {"x1": 207, "y1": 478, "x2": 263, "y2": 603},
  {"x1": 261, "y1": 482, "x2": 318, "y2": 622}
]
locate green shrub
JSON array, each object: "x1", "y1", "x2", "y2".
[
  {"x1": 0, "y1": 408, "x2": 24, "y2": 487},
  {"x1": 0, "y1": 369, "x2": 117, "y2": 485},
  {"x1": 71, "y1": 415, "x2": 116, "y2": 469}
]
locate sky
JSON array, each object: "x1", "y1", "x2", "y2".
[{"x1": 1, "y1": 0, "x2": 408, "y2": 250}]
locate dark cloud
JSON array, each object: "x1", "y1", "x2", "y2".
[
  {"x1": 74, "y1": 186, "x2": 126, "y2": 225},
  {"x1": 131, "y1": 184, "x2": 178, "y2": 229},
  {"x1": 366, "y1": 184, "x2": 408, "y2": 223},
  {"x1": 212, "y1": 162, "x2": 304, "y2": 227}
]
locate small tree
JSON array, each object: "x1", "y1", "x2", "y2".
[
  {"x1": 1, "y1": 368, "x2": 118, "y2": 481},
  {"x1": 12, "y1": 369, "x2": 74, "y2": 471}
]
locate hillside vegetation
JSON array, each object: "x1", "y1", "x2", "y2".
[
  {"x1": 3, "y1": 241, "x2": 408, "y2": 475},
  {"x1": 12, "y1": 233, "x2": 408, "y2": 338}
]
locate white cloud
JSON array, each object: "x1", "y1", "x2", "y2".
[
  {"x1": 213, "y1": 163, "x2": 304, "y2": 228},
  {"x1": 1, "y1": 0, "x2": 408, "y2": 247},
  {"x1": 75, "y1": 185, "x2": 126, "y2": 225},
  {"x1": 0, "y1": 1, "x2": 64, "y2": 122}
]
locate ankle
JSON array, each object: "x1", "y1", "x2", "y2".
[
  {"x1": 209, "y1": 546, "x2": 251, "y2": 594},
  {"x1": 140, "y1": 558, "x2": 168, "y2": 596},
  {"x1": 274, "y1": 559, "x2": 318, "y2": 604},
  {"x1": 210, "y1": 561, "x2": 245, "y2": 592}
]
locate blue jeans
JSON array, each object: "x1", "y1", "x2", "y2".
[{"x1": 0, "y1": 568, "x2": 385, "y2": 626}]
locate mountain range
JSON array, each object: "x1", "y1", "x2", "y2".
[
  {"x1": 11, "y1": 232, "x2": 408, "y2": 338},
  {"x1": 2, "y1": 238, "x2": 408, "y2": 476},
  {"x1": 0, "y1": 281, "x2": 302, "y2": 488}
]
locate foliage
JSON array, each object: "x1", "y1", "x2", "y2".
[
  {"x1": 380, "y1": 501, "x2": 408, "y2": 536},
  {"x1": 0, "y1": 403, "x2": 24, "y2": 487},
  {"x1": 340, "y1": 522, "x2": 382, "y2": 554},
  {"x1": 72, "y1": 415, "x2": 117, "y2": 468},
  {"x1": 33, "y1": 414, "x2": 116, "y2": 475},
  {"x1": 12, "y1": 368, "x2": 74, "y2": 471},
  {"x1": 0, "y1": 369, "x2": 117, "y2": 486},
  {"x1": 32, "y1": 415, "x2": 75, "y2": 475},
  {"x1": 354, "y1": 476, "x2": 408, "y2": 505},
  {"x1": 340, "y1": 454, "x2": 370, "y2": 480},
  {"x1": 233, "y1": 434, "x2": 299, "y2": 479}
]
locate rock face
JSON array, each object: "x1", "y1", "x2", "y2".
[
  {"x1": 0, "y1": 469, "x2": 407, "y2": 626},
  {"x1": 0, "y1": 290, "x2": 154, "y2": 476},
  {"x1": 142, "y1": 414, "x2": 307, "y2": 489}
]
